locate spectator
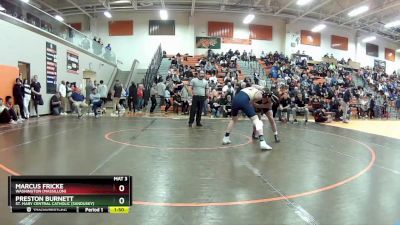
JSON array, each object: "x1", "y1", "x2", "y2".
[
  {"x1": 59, "y1": 80, "x2": 67, "y2": 115},
  {"x1": 98, "y1": 80, "x2": 108, "y2": 107},
  {"x1": 30, "y1": 75, "x2": 42, "y2": 118},
  {"x1": 50, "y1": 92, "x2": 62, "y2": 115},
  {"x1": 69, "y1": 89, "x2": 88, "y2": 119},
  {"x1": 111, "y1": 80, "x2": 123, "y2": 117},
  {"x1": 171, "y1": 56, "x2": 178, "y2": 67},
  {"x1": 164, "y1": 87, "x2": 172, "y2": 113},
  {"x1": 105, "y1": 44, "x2": 111, "y2": 51},
  {"x1": 157, "y1": 78, "x2": 166, "y2": 107},
  {"x1": 260, "y1": 51, "x2": 266, "y2": 59},
  {"x1": 150, "y1": 83, "x2": 158, "y2": 114},
  {"x1": 342, "y1": 87, "x2": 352, "y2": 123},
  {"x1": 0, "y1": 97, "x2": 17, "y2": 124},
  {"x1": 85, "y1": 79, "x2": 95, "y2": 105},
  {"x1": 314, "y1": 108, "x2": 332, "y2": 123},
  {"x1": 13, "y1": 78, "x2": 25, "y2": 119},
  {"x1": 137, "y1": 84, "x2": 144, "y2": 112},
  {"x1": 222, "y1": 82, "x2": 235, "y2": 97},
  {"x1": 128, "y1": 82, "x2": 137, "y2": 113},
  {"x1": 277, "y1": 92, "x2": 291, "y2": 122},
  {"x1": 5, "y1": 96, "x2": 23, "y2": 123},
  {"x1": 209, "y1": 96, "x2": 221, "y2": 118},
  {"x1": 22, "y1": 79, "x2": 31, "y2": 119},
  {"x1": 291, "y1": 93, "x2": 309, "y2": 124},
  {"x1": 209, "y1": 73, "x2": 218, "y2": 84},
  {"x1": 173, "y1": 92, "x2": 183, "y2": 114},
  {"x1": 221, "y1": 94, "x2": 232, "y2": 117},
  {"x1": 181, "y1": 82, "x2": 190, "y2": 115},
  {"x1": 90, "y1": 87, "x2": 102, "y2": 118}
]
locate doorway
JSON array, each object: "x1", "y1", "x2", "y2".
[{"x1": 18, "y1": 61, "x2": 30, "y2": 82}]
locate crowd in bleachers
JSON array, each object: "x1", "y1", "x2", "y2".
[
  {"x1": 260, "y1": 50, "x2": 400, "y2": 121},
  {"x1": 2, "y1": 49, "x2": 399, "y2": 125},
  {"x1": 147, "y1": 49, "x2": 400, "y2": 122}
]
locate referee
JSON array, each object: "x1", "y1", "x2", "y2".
[{"x1": 188, "y1": 71, "x2": 209, "y2": 127}]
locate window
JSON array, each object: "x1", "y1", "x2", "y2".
[
  {"x1": 331, "y1": 35, "x2": 348, "y2": 51},
  {"x1": 149, "y1": 20, "x2": 175, "y2": 35},
  {"x1": 249, "y1": 24, "x2": 272, "y2": 40},
  {"x1": 300, "y1": 30, "x2": 321, "y2": 46},
  {"x1": 69, "y1": 23, "x2": 82, "y2": 31},
  {"x1": 208, "y1": 21, "x2": 234, "y2": 38},
  {"x1": 385, "y1": 48, "x2": 395, "y2": 61},
  {"x1": 109, "y1": 20, "x2": 134, "y2": 36},
  {"x1": 366, "y1": 43, "x2": 379, "y2": 57}
]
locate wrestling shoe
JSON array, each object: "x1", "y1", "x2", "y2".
[
  {"x1": 274, "y1": 134, "x2": 280, "y2": 143},
  {"x1": 260, "y1": 140, "x2": 272, "y2": 150},
  {"x1": 222, "y1": 136, "x2": 231, "y2": 145}
]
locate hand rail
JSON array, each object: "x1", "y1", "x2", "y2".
[
  {"x1": 126, "y1": 59, "x2": 140, "y2": 87},
  {"x1": 143, "y1": 44, "x2": 163, "y2": 105},
  {"x1": 106, "y1": 67, "x2": 119, "y2": 91}
]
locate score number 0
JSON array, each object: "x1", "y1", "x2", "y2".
[{"x1": 118, "y1": 184, "x2": 125, "y2": 205}]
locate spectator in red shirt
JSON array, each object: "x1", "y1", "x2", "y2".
[{"x1": 137, "y1": 84, "x2": 144, "y2": 112}]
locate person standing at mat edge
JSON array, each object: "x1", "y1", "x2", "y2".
[
  {"x1": 30, "y1": 75, "x2": 42, "y2": 118},
  {"x1": 111, "y1": 80, "x2": 123, "y2": 117},
  {"x1": 188, "y1": 71, "x2": 209, "y2": 127}
]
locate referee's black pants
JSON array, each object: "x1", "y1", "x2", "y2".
[{"x1": 189, "y1": 95, "x2": 206, "y2": 125}]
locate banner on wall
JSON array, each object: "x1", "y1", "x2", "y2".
[
  {"x1": 374, "y1": 59, "x2": 386, "y2": 72},
  {"x1": 222, "y1": 38, "x2": 252, "y2": 45},
  {"x1": 67, "y1": 51, "x2": 79, "y2": 74},
  {"x1": 195, "y1": 36, "x2": 221, "y2": 49},
  {"x1": 46, "y1": 42, "x2": 57, "y2": 94}
]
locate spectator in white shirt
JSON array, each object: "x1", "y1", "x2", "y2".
[
  {"x1": 97, "y1": 80, "x2": 108, "y2": 107},
  {"x1": 59, "y1": 81, "x2": 67, "y2": 115},
  {"x1": 209, "y1": 74, "x2": 218, "y2": 84},
  {"x1": 222, "y1": 82, "x2": 235, "y2": 96},
  {"x1": 22, "y1": 79, "x2": 31, "y2": 119}
]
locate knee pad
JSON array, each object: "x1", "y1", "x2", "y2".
[{"x1": 253, "y1": 119, "x2": 263, "y2": 131}]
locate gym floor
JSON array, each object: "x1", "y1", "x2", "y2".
[{"x1": 0, "y1": 116, "x2": 399, "y2": 225}]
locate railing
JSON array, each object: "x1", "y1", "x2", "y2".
[
  {"x1": 143, "y1": 44, "x2": 163, "y2": 104},
  {"x1": 126, "y1": 59, "x2": 140, "y2": 87},
  {"x1": 0, "y1": 0, "x2": 116, "y2": 64},
  {"x1": 106, "y1": 67, "x2": 119, "y2": 92}
]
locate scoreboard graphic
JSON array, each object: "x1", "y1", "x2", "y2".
[{"x1": 8, "y1": 176, "x2": 132, "y2": 213}]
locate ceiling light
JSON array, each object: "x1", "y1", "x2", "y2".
[
  {"x1": 243, "y1": 14, "x2": 255, "y2": 24},
  {"x1": 297, "y1": 0, "x2": 312, "y2": 6},
  {"x1": 0, "y1": 4, "x2": 5, "y2": 11},
  {"x1": 112, "y1": 0, "x2": 131, "y2": 3},
  {"x1": 362, "y1": 36, "x2": 376, "y2": 43},
  {"x1": 20, "y1": 0, "x2": 29, "y2": 3},
  {"x1": 104, "y1": 11, "x2": 112, "y2": 18},
  {"x1": 311, "y1": 24, "x2": 326, "y2": 32},
  {"x1": 54, "y1": 15, "x2": 64, "y2": 22},
  {"x1": 160, "y1": 9, "x2": 168, "y2": 20},
  {"x1": 348, "y1": 6, "x2": 369, "y2": 17},
  {"x1": 384, "y1": 20, "x2": 400, "y2": 28}
]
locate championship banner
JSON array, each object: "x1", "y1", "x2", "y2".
[
  {"x1": 67, "y1": 51, "x2": 79, "y2": 74},
  {"x1": 46, "y1": 42, "x2": 57, "y2": 94},
  {"x1": 195, "y1": 36, "x2": 221, "y2": 49},
  {"x1": 222, "y1": 38, "x2": 252, "y2": 45}
]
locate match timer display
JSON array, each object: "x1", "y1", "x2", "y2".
[{"x1": 8, "y1": 176, "x2": 132, "y2": 213}]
